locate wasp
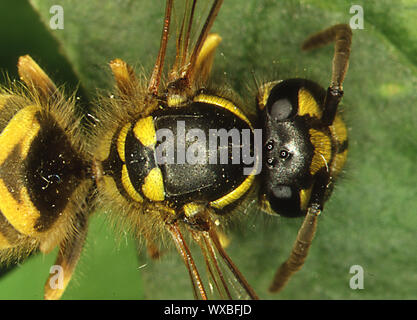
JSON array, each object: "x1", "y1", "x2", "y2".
[{"x1": 0, "y1": 0, "x2": 352, "y2": 299}]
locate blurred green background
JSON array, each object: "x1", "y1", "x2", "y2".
[
  {"x1": 0, "y1": 0, "x2": 78, "y2": 90},
  {"x1": 1, "y1": 0, "x2": 417, "y2": 299}
]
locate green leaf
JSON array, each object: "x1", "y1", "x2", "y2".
[{"x1": 1, "y1": 0, "x2": 416, "y2": 299}]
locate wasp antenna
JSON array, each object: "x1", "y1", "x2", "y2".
[
  {"x1": 269, "y1": 205, "x2": 320, "y2": 293},
  {"x1": 166, "y1": 222, "x2": 208, "y2": 300},
  {"x1": 302, "y1": 24, "x2": 352, "y2": 125},
  {"x1": 182, "y1": 0, "x2": 197, "y2": 66},
  {"x1": 174, "y1": 0, "x2": 197, "y2": 72},
  {"x1": 302, "y1": 24, "x2": 352, "y2": 89}
]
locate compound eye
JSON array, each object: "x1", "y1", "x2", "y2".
[{"x1": 270, "y1": 98, "x2": 292, "y2": 121}]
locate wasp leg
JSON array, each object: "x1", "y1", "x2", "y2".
[
  {"x1": 166, "y1": 222, "x2": 208, "y2": 300},
  {"x1": 109, "y1": 58, "x2": 139, "y2": 98},
  {"x1": 43, "y1": 213, "x2": 88, "y2": 300},
  {"x1": 183, "y1": 204, "x2": 258, "y2": 300},
  {"x1": 109, "y1": 58, "x2": 159, "y2": 116},
  {"x1": 192, "y1": 33, "x2": 222, "y2": 84},
  {"x1": 204, "y1": 220, "x2": 258, "y2": 300},
  {"x1": 17, "y1": 55, "x2": 60, "y2": 104},
  {"x1": 190, "y1": 228, "x2": 230, "y2": 299},
  {"x1": 43, "y1": 190, "x2": 95, "y2": 300},
  {"x1": 302, "y1": 24, "x2": 352, "y2": 125},
  {"x1": 185, "y1": 0, "x2": 223, "y2": 83}
]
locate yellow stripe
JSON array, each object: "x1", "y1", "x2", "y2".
[
  {"x1": 142, "y1": 167, "x2": 165, "y2": 201},
  {"x1": 257, "y1": 81, "x2": 280, "y2": 111},
  {"x1": 330, "y1": 115, "x2": 348, "y2": 177},
  {"x1": 298, "y1": 88, "x2": 322, "y2": 118},
  {"x1": 194, "y1": 94, "x2": 252, "y2": 128},
  {"x1": 0, "y1": 182, "x2": 41, "y2": 236},
  {"x1": 167, "y1": 95, "x2": 187, "y2": 108},
  {"x1": 133, "y1": 116, "x2": 156, "y2": 148},
  {"x1": 330, "y1": 114, "x2": 348, "y2": 143},
  {"x1": 117, "y1": 123, "x2": 131, "y2": 162},
  {"x1": 20, "y1": 121, "x2": 41, "y2": 159},
  {"x1": 0, "y1": 105, "x2": 40, "y2": 166},
  {"x1": 331, "y1": 149, "x2": 348, "y2": 177},
  {"x1": 121, "y1": 165, "x2": 143, "y2": 202},
  {"x1": 309, "y1": 129, "x2": 332, "y2": 175},
  {"x1": 101, "y1": 176, "x2": 121, "y2": 201},
  {"x1": 210, "y1": 173, "x2": 255, "y2": 209}
]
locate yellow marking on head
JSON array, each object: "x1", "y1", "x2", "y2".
[
  {"x1": 309, "y1": 129, "x2": 332, "y2": 175},
  {"x1": 0, "y1": 105, "x2": 41, "y2": 166},
  {"x1": 0, "y1": 182, "x2": 41, "y2": 236},
  {"x1": 133, "y1": 116, "x2": 156, "y2": 148},
  {"x1": 210, "y1": 173, "x2": 255, "y2": 209},
  {"x1": 194, "y1": 94, "x2": 252, "y2": 128},
  {"x1": 257, "y1": 81, "x2": 280, "y2": 111},
  {"x1": 331, "y1": 149, "x2": 348, "y2": 177},
  {"x1": 298, "y1": 88, "x2": 322, "y2": 118},
  {"x1": 330, "y1": 114, "x2": 348, "y2": 144},
  {"x1": 117, "y1": 123, "x2": 131, "y2": 163},
  {"x1": 121, "y1": 165, "x2": 143, "y2": 202},
  {"x1": 183, "y1": 203, "x2": 205, "y2": 218},
  {"x1": 330, "y1": 114, "x2": 348, "y2": 177},
  {"x1": 142, "y1": 167, "x2": 165, "y2": 201},
  {"x1": 299, "y1": 187, "x2": 313, "y2": 211}
]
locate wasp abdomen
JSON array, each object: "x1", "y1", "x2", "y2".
[{"x1": 0, "y1": 96, "x2": 91, "y2": 250}]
